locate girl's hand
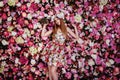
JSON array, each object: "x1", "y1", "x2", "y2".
[{"x1": 76, "y1": 37, "x2": 84, "y2": 44}]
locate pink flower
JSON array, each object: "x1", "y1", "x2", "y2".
[
  {"x1": 19, "y1": 56, "x2": 28, "y2": 65},
  {"x1": 67, "y1": 59, "x2": 72, "y2": 64},
  {"x1": 28, "y1": 73, "x2": 34, "y2": 80},
  {"x1": 37, "y1": 62, "x2": 44, "y2": 69},
  {"x1": 4, "y1": 31, "x2": 10, "y2": 37},
  {"x1": 99, "y1": 66, "x2": 104, "y2": 72},
  {"x1": 17, "y1": 17, "x2": 24, "y2": 26},
  {"x1": 13, "y1": 67, "x2": 18, "y2": 73},
  {"x1": 45, "y1": 4, "x2": 50, "y2": 9},
  {"x1": 42, "y1": 0, "x2": 46, "y2": 3},
  {"x1": 30, "y1": 3, "x2": 39, "y2": 11},
  {"x1": 28, "y1": 23, "x2": 33, "y2": 29},
  {"x1": 115, "y1": 58, "x2": 120, "y2": 63},
  {"x1": 9, "y1": 37, "x2": 15, "y2": 44},
  {"x1": 20, "y1": 4, "x2": 27, "y2": 11},
  {"x1": 27, "y1": 41, "x2": 34, "y2": 46},
  {"x1": 60, "y1": 2, "x2": 65, "y2": 9},
  {"x1": 2, "y1": 13, "x2": 7, "y2": 20},
  {"x1": 65, "y1": 72, "x2": 72, "y2": 79}
]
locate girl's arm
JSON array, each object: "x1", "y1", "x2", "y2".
[
  {"x1": 67, "y1": 24, "x2": 83, "y2": 44},
  {"x1": 41, "y1": 24, "x2": 53, "y2": 39},
  {"x1": 67, "y1": 26, "x2": 78, "y2": 39}
]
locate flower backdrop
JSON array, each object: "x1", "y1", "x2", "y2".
[{"x1": 0, "y1": 0, "x2": 120, "y2": 80}]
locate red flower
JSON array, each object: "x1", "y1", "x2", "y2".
[
  {"x1": 20, "y1": 5, "x2": 27, "y2": 11},
  {"x1": 30, "y1": 3, "x2": 39, "y2": 12},
  {"x1": 19, "y1": 56, "x2": 28, "y2": 65},
  {"x1": 17, "y1": 17, "x2": 24, "y2": 26},
  {"x1": 2, "y1": 13, "x2": 7, "y2": 20}
]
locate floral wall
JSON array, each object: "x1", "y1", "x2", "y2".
[{"x1": 0, "y1": 0, "x2": 120, "y2": 80}]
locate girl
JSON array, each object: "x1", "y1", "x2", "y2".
[{"x1": 41, "y1": 17, "x2": 80, "y2": 80}]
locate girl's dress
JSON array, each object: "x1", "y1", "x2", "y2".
[{"x1": 41, "y1": 32, "x2": 67, "y2": 67}]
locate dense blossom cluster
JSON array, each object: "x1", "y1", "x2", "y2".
[{"x1": 0, "y1": 0, "x2": 120, "y2": 80}]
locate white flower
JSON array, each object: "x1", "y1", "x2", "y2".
[
  {"x1": 7, "y1": 26, "x2": 14, "y2": 32},
  {"x1": 93, "y1": 71, "x2": 98, "y2": 76},
  {"x1": 106, "y1": 61, "x2": 111, "y2": 67},
  {"x1": 15, "y1": 36, "x2": 24, "y2": 44},
  {"x1": 29, "y1": 46, "x2": 38, "y2": 55},
  {"x1": 11, "y1": 31, "x2": 17, "y2": 36},
  {"x1": 24, "y1": 28, "x2": 31, "y2": 37},
  {"x1": 41, "y1": 56, "x2": 45, "y2": 61},
  {"x1": 35, "y1": 0, "x2": 40, "y2": 3},
  {"x1": 74, "y1": 14, "x2": 82, "y2": 23},
  {"x1": 88, "y1": 59, "x2": 95, "y2": 66},
  {"x1": 24, "y1": 52, "x2": 29, "y2": 57},
  {"x1": 78, "y1": 61, "x2": 83, "y2": 68},
  {"x1": 64, "y1": 0, "x2": 68, "y2": 5},
  {"x1": 31, "y1": 59, "x2": 36, "y2": 65},
  {"x1": 1, "y1": 61, "x2": 6, "y2": 66},
  {"x1": 81, "y1": 67, "x2": 85, "y2": 72},
  {"x1": 106, "y1": 39, "x2": 110, "y2": 46},
  {"x1": 16, "y1": 2, "x2": 21, "y2": 7},
  {"x1": 62, "y1": 68, "x2": 66, "y2": 73},
  {"x1": 91, "y1": 54, "x2": 97, "y2": 60},
  {"x1": 0, "y1": 1, "x2": 4, "y2": 7},
  {"x1": 56, "y1": 12, "x2": 64, "y2": 19},
  {"x1": 92, "y1": 21, "x2": 97, "y2": 27},
  {"x1": 7, "y1": 16, "x2": 12, "y2": 21},
  {"x1": 92, "y1": 49, "x2": 97, "y2": 53},
  {"x1": 27, "y1": 13, "x2": 32, "y2": 20},
  {"x1": 31, "y1": 67, "x2": 36, "y2": 72},
  {"x1": 99, "y1": 5, "x2": 104, "y2": 11},
  {"x1": 8, "y1": 0, "x2": 17, "y2": 6},
  {"x1": 27, "y1": 3, "x2": 31, "y2": 7},
  {"x1": 99, "y1": 0, "x2": 108, "y2": 6},
  {"x1": 22, "y1": 33, "x2": 27, "y2": 39},
  {"x1": 38, "y1": 42, "x2": 43, "y2": 52},
  {"x1": 71, "y1": 53, "x2": 76, "y2": 61},
  {"x1": 33, "y1": 23, "x2": 40, "y2": 29},
  {"x1": 2, "y1": 40, "x2": 8, "y2": 45},
  {"x1": 109, "y1": 59, "x2": 114, "y2": 65},
  {"x1": 89, "y1": 41, "x2": 94, "y2": 47},
  {"x1": 15, "y1": 58, "x2": 19, "y2": 64}
]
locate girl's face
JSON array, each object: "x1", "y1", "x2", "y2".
[{"x1": 55, "y1": 18, "x2": 60, "y2": 25}]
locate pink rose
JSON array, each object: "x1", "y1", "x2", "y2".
[
  {"x1": 22, "y1": 12, "x2": 27, "y2": 17},
  {"x1": 99, "y1": 66, "x2": 104, "y2": 72},
  {"x1": 27, "y1": 41, "x2": 34, "y2": 46},
  {"x1": 65, "y1": 72, "x2": 72, "y2": 79},
  {"x1": 30, "y1": 3, "x2": 39, "y2": 11},
  {"x1": 37, "y1": 62, "x2": 44, "y2": 69},
  {"x1": 28, "y1": 23, "x2": 33, "y2": 29},
  {"x1": 67, "y1": 59, "x2": 72, "y2": 64},
  {"x1": 19, "y1": 56, "x2": 28, "y2": 65},
  {"x1": 17, "y1": 17, "x2": 24, "y2": 26},
  {"x1": 13, "y1": 67, "x2": 18, "y2": 73},
  {"x1": 45, "y1": 4, "x2": 50, "y2": 9}
]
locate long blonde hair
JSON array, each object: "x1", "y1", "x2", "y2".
[{"x1": 52, "y1": 18, "x2": 68, "y2": 40}]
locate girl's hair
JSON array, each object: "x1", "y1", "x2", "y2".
[{"x1": 52, "y1": 18, "x2": 68, "y2": 40}]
